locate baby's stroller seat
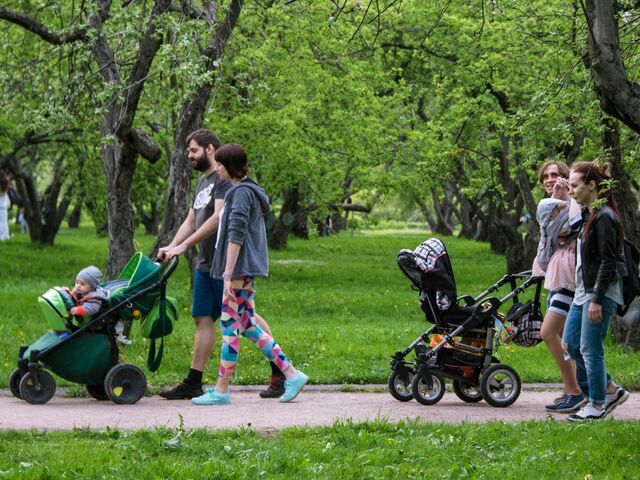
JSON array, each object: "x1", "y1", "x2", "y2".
[
  {"x1": 397, "y1": 239, "x2": 497, "y2": 330},
  {"x1": 389, "y1": 238, "x2": 542, "y2": 408}
]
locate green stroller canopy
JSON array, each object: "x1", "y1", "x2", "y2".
[{"x1": 107, "y1": 252, "x2": 163, "y2": 319}]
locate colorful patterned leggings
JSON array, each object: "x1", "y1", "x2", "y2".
[{"x1": 218, "y1": 276, "x2": 292, "y2": 379}]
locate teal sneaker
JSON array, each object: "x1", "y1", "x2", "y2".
[
  {"x1": 279, "y1": 371, "x2": 309, "y2": 403},
  {"x1": 191, "y1": 389, "x2": 231, "y2": 406}
]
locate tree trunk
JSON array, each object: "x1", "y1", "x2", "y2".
[
  {"x1": 292, "y1": 201, "x2": 309, "y2": 239},
  {"x1": 611, "y1": 299, "x2": 640, "y2": 351},
  {"x1": 601, "y1": 118, "x2": 640, "y2": 245},
  {"x1": 12, "y1": 154, "x2": 71, "y2": 245},
  {"x1": 448, "y1": 182, "x2": 475, "y2": 239},
  {"x1": 430, "y1": 189, "x2": 454, "y2": 236},
  {"x1": 68, "y1": 201, "x2": 82, "y2": 228},
  {"x1": 600, "y1": 118, "x2": 640, "y2": 347},
  {"x1": 415, "y1": 196, "x2": 437, "y2": 233},
  {"x1": 104, "y1": 142, "x2": 138, "y2": 279},
  {"x1": 136, "y1": 200, "x2": 160, "y2": 235},
  {"x1": 267, "y1": 187, "x2": 303, "y2": 250},
  {"x1": 583, "y1": 0, "x2": 640, "y2": 134}
]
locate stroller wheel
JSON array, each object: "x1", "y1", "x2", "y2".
[
  {"x1": 9, "y1": 369, "x2": 24, "y2": 400},
  {"x1": 86, "y1": 383, "x2": 109, "y2": 401},
  {"x1": 480, "y1": 364, "x2": 521, "y2": 408},
  {"x1": 411, "y1": 371, "x2": 445, "y2": 406},
  {"x1": 104, "y1": 364, "x2": 147, "y2": 404},
  {"x1": 452, "y1": 380, "x2": 483, "y2": 403},
  {"x1": 19, "y1": 370, "x2": 56, "y2": 405},
  {"x1": 388, "y1": 369, "x2": 415, "y2": 402}
]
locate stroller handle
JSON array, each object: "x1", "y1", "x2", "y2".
[{"x1": 159, "y1": 256, "x2": 179, "y2": 282}]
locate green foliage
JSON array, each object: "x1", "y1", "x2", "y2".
[
  {"x1": 3, "y1": 0, "x2": 639, "y2": 241},
  {"x1": 208, "y1": 2, "x2": 413, "y2": 218},
  {"x1": 0, "y1": 421, "x2": 639, "y2": 478}
]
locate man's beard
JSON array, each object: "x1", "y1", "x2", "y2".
[{"x1": 192, "y1": 152, "x2": 210, "y2": 172}]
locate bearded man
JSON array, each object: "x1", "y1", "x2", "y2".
[{"x1": 157, "y1": 129, "x2": 285, "y2": 400}]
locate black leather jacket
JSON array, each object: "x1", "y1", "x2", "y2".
[{"x1": 579, "y1": 205, "x2": 626, "y2": 304}]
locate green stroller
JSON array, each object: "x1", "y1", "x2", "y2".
[{"x1": 8, "y1": 253, "x2": 179, "y2": 405}]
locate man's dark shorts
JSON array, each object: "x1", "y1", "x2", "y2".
[{"x1": 192, "y1": 268, "x2": 223, "y2": 319}]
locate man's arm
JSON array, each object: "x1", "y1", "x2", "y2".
[
  {"x1": 163, "y1": 198, "x2": 225, "y2": 260},
  {"x1": 157, "y1": 209, "x2": 196, "y2": 260}
]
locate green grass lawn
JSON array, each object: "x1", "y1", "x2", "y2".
[
  {"x1": 1, "y1": 226, "x2": 639, "y2": 390},
  {"x1": 1, "y1": 420, "x2": 639, "y2": 479}
]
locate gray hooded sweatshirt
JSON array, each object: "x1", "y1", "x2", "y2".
[{"x1": 211, "y1": 179, "x2": 271, "y2": 279}]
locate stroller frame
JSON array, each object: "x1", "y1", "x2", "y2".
[
  {"x1": 10, "y1": 257, "x2": 179, "y2": 405},
  {"x1": 389, "y1": 241, "x2": 543, "y2": 408}
]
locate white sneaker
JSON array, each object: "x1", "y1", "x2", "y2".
[
  {"x1": 605, "y1": 387, "x2": 630, "y2": 415},
  {"x1": 567, "y1": 402, "x2": 605, "y2": 422}
]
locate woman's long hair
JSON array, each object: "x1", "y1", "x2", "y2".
[{"x1": 571, "y1": 161, "x2": 623, "y2": 245}]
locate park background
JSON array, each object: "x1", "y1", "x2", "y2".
[{"x1": 2, "y1": 1, "x2": 640, "y2": 478}]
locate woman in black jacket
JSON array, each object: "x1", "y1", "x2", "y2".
[{"x1": 562, "y1": 161, "x2": 629, "y2": 421}]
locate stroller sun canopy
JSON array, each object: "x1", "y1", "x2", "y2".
[
  {"x1": 398, "y1": 238, "x2": 458, "y2": 315},
  {"x1": 100, "y1": 253, "x2": 163, "y2": 319}
]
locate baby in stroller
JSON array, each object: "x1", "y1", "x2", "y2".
[
  {"x1": 67, "y1": 266, "x2": 110, "y2": 317},
  {"x1": 58, "y1": 265, "x2": 130, "y2": 345},
  {"x1": 388, "y1": 238, "x2": 542, "y2": 408}
]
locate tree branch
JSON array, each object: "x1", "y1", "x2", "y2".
[
  {"x1": 0, "y1": 6, "x2": 89, "y2": 44},
  {"x1": 486, "y1": 82, "x2": 512, "y2": 114},
  {"x1": 116, "y1": 0, "x2": 173, "y2": 137},
  {"x1": 380, "y1": 41, "x2": 458, "y2": 62}
]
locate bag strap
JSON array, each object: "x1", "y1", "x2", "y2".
[{"x1": 146, "y1": 297, "x2": 167, "y2": 372}]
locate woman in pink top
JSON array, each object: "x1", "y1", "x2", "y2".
[{"x1": 533, "y1": 161, "x2": 584, "y2": 413}]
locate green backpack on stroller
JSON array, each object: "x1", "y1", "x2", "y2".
[{"x1": 107, "y1": 253, "x2": 179, "y2": 372}]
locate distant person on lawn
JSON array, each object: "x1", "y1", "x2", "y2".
[
  {"x1": 158, "y1": 129, "x2": 286, "y2": 400},
  {"x1": 0, "y1": 171, "x2": 12, "y2": 241},
  {"x1": 191, "y1": 143, "x2": 308, "y2": 406}
]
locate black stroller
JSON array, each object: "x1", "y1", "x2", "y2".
[{"x1": 388, "y1": 238, "x2": 543, "y2": 408}]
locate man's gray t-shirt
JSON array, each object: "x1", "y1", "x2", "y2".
[{"x1": 192, "y1": 172, "x2": 231, "y2": 271}]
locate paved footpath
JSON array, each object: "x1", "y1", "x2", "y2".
[{"x1": 1, "y1": 385, "x2": 638, "y2": 431}]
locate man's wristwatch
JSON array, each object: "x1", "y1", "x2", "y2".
[{"x1": 222, "y1": 272, "x2": 232, "y2": 279}]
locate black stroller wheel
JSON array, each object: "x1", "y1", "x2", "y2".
[
  {"x1": 388, "y1": 370, "x2": 415, "y2": 402},
  {"x1": 86, "y1": 383, "x2": 109, "y2": 401},
  {"x1": 19, "y1": 370, "x2": 56, "y2": 405},
  {"x1": 480, "y1": 364, "x2": 521, "y2": 408},
  {"x1": 411, "y1": 371, "x2": 445, "y2": 406},
  {"x1": 452, "y1": 380, "x2": 483, "y2": 403},
  {"x1": 104, "y1": 364, "x2": 147, "y2": 404},
  {"x1": 9, "y1": 369, "x2": 24, "y2": 399}
]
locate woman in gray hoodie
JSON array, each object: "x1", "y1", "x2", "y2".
[{"x1": 192, "y1": 144, "x2": 308, "y2": 406}]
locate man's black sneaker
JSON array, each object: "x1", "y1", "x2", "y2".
[
  {"x1": 545, "y1": 393, "x2": 587, "y2": 413},
  {"x1": 259, "y1": 375, "x2": 285, "y2": 398},
  {"x1": 159, "y1": 381, "x2": 203, "y2": 400}
]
